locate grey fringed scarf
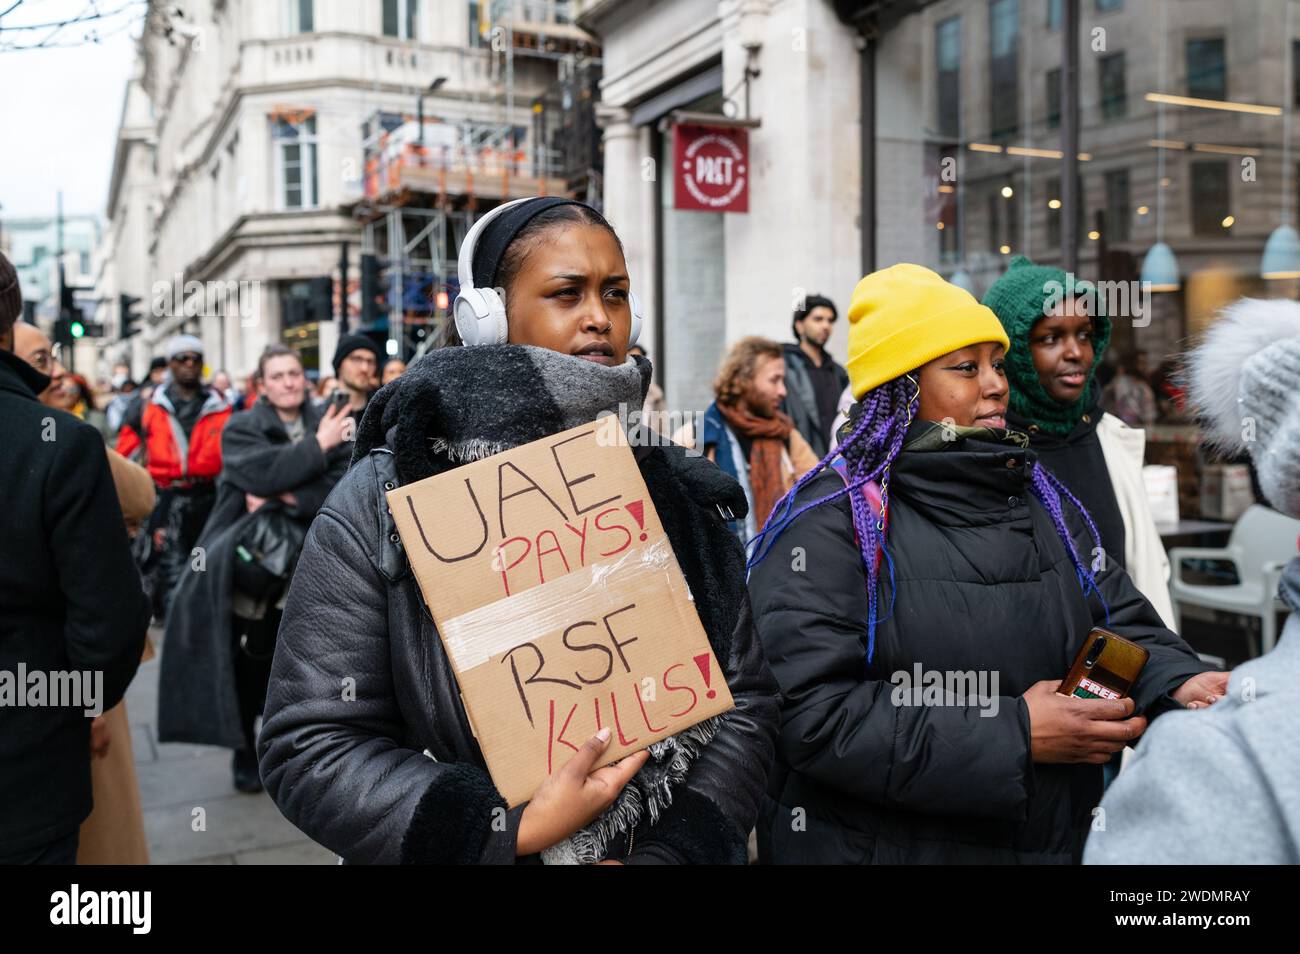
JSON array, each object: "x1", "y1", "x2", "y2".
[
  {"x1": 353, "y1": 343, "x2": 654, "y2": 482},
  {"x1": 353, "y1": 344, "x2": 726, "y2": 864}
]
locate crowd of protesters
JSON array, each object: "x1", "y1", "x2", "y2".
[{"x1": 2, "y1": 192, "x2": 1298, "y2": 866}]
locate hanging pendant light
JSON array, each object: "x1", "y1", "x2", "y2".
[
  {"x1": 1262, "y1": 225, "x2": 1300, "y2": 279},
  {"x1": 1140, "y1": 241, "x2": 1180, "y2": 291}
]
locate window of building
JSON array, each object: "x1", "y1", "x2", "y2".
[
  {"x1": 1047, "y1": 0, "x2": 1061, "y2": 31},
  {"x1": 1104, "y1": 168, "x2": 1131, "y2": 242},
  {"x1": 1187, "y1": 37, "x2": 1226, "y2": 101},
  {"x1": 284, "y1": 0, "x2": 313, "y2": 34},
  {"x1": 1096, "y1": 0, "x2": 1123, "y2": 11},
  {"x1": 1046, "y1": 68, "x2": 1061, "y2": 130},
  {"x1": 936, "y1": 16, "x2": 961, "y2": 139},
  {"x1": 279, "y1": 281, "x2": 330, "y2": 371},
  {"x1": 274, "y1": 115, "x2": 319, "y2": 209},
  {"x1": 1190, "y1": 160, "x2": 1229, "y2": 235},
  {"x1": 1099, "y1": 52, "x2": 1126, "y2": 120},
  {"x1": 989, "y1": 0, "x2": 1020, "y2": 141},
  {"x1": 383, "y1": 0, "x2": 418, "y2": 39}
]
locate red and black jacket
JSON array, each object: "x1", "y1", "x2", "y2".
[{"x1": 116, "y1": 385, "x2": 231, "y2": 488}]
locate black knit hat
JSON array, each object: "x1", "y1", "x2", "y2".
[
  {"x1": 333, "y1": 333, "x2": 382, "y2": 375},
  {"x1": 470, "y1": 197, "x2": 589, "y2": 289},
  {"x1": 0, "y1": 251, "x2": 23, "y2": 335}
]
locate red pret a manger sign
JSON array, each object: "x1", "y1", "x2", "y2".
[{"x1": 387, "y1": 414, "x2": 734, "y2": 807}]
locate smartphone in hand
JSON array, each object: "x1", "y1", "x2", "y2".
[{"x1": 1058, "y1": 628, "x2": 1149, "y2": 700}]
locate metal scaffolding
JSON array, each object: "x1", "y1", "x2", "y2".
[{"x1": 350, "y1": 0, "x2": 603, "y2": 360}]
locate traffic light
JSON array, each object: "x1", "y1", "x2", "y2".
[
  {"x1": 59, "y1": 271, "x2": 76, "y2": 317},
  {"x1": 70, "y1": 319, "x2": 85, "y2": 339},
  {"x1": 120, "y1": 294, "x2": 143, "y2": 339},
  {"x1": 55, "y1": 265, "x2": 78, "y2": 348},
  {"x1": 53, "y1": 312, "x2": 73, "y2": 349},
  {"x1": 360, "y1": 253, "x2": 386, "y2": 327}
]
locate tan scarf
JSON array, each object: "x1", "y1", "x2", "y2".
[{"x1": 717, "y1": 401, "x2": 794, "y2": 528}]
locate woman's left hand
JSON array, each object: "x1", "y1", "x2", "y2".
[{"x1": 1172, "y1": 670, "x2": 1230, "y2": 709}]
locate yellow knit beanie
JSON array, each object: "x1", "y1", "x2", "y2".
[{"x1": 845, "y1": 264, "x2": 1011, "y2": 399}]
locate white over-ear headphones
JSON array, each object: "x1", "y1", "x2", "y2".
[{"x1": 453, "y1": 196, "x2": 644, "y2": 348}]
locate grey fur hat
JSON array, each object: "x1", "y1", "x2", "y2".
[{"x1": 1187, "y1": 297, "x2": 1300, "y2": 518}]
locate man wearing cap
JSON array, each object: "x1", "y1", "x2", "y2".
[
  {"x1": 117, "y1": 333, "x2": 232, "y2": 620},
  {"x1": 332, "y1": 334, "x2": 381, "y2": 419}
]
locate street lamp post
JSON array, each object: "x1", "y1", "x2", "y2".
[{"x1": 417, "y1": 76, "x2": 448, "y2": 150}]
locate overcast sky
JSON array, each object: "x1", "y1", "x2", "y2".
[{"x1": 0, "y1": 0, "x2": 141, "y2": 221}]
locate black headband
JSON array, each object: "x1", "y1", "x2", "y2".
[{"x1": 470, "y1": 197, "x2": 591, "y2": 290}]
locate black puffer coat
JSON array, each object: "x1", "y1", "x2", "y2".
[
  {"x1": 258, "y1": 351, "x2": 779, "y2": 864},
  {"x1": 748, "y1": 422, "x2": 1211, "y2": 864}
]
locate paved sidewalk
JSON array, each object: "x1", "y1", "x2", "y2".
[{"x1": 124, "y1": 628, "x2": 335, "y2": 865}]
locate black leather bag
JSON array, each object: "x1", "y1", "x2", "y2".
[{"x1": 233, "y1": 506, "x2": 308, "y2": 601}]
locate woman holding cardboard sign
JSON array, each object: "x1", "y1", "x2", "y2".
[
  {"x1": 746, "y1": 264, "x2": 1223, "y2": 865},
  {"x1": 259, "y1": 197, "x2": 779, "y2": 864}
]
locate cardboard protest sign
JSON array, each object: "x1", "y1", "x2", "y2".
[{"x1": 388, "y1": 414, "x2": 734, "y2": 807}]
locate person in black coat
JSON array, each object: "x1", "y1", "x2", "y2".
[
  {"x1": 781, "y1": 293, "x2": 849, "y2": 458},
  {"x1": 0, "y1": 256, "x2": 150, "y2": 863},
  {"x1": 747, "y1": 265, "x2": 1225, "y2": 864},
  {"x1": 159, "y1": 345, "x2": 351, "y2": 792},
  {"x1": 258, "y1": 197, "x2": 779, "y2": 863}
]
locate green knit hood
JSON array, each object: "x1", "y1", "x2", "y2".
[{"x1": 981, "y1": 256, "x2": 1111, "y2": 435}]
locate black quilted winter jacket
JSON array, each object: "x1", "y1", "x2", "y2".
[{"x1": 749, "y1": 422, "x2": 1211, "y2": 864}]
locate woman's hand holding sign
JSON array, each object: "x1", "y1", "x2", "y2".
[{"x1": 516, "y1": 727, "x2": 649, "y2": 856}]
